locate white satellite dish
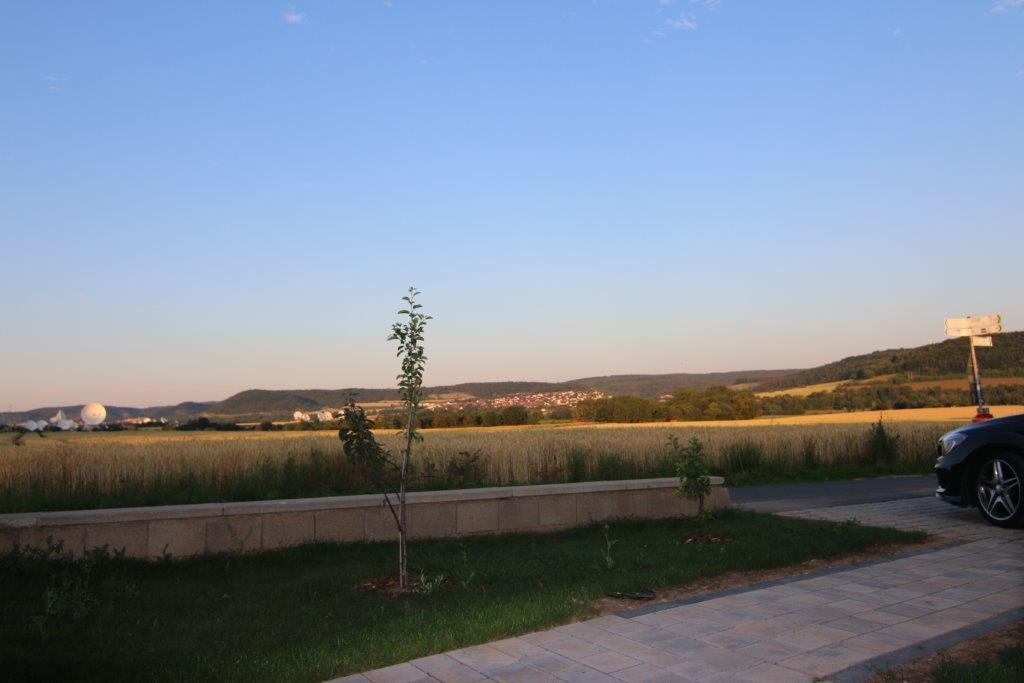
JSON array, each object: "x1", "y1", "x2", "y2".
[
  {"x1": 81, "y1": 403, "x2": 107, "y2": 426},
  {"x1": 57, "y1": 419, "x2": 76, "y2": 431},
  {"x1": 25, "y1": 420, "x2": 40, "y2": 431}
]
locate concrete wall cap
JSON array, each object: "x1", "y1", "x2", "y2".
[{"x1": 0, "y1": 477, "x2": 725, "y2": 528}]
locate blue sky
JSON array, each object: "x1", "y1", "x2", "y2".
[{"x1": 3, "y1": 1, "x2": 1023, "y2": 410}]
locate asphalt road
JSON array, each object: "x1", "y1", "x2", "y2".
[{"x1": 730, "y1": 475, "x2": 936, "y2": 513}]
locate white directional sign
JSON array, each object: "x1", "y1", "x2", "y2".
[
  {"x1": 945, "y1": 324, "x2": 1002, "y2": 337},
  {"x1": 945, "y1": 314, "x2": 1002, "y2": 338},
  {"x1": 973, "y1": 336, "x2": 994, "y2": 347}
]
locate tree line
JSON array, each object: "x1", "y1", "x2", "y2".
[{"x1": 572, "y1": 383, "x2": 1024, "y2": 423}]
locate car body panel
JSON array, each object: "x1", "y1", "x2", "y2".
[{"x1": 934, "y1": 412, "x2": 1024, "y2": 507}]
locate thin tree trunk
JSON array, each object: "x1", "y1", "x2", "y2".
[
  {"x1": 698, "y1": 496, "x2": 705, "y2": 536},
  {"x1": 399, "y1": 404, "x2": 415, "y2": 589}
]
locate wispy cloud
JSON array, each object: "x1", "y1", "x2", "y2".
[
  {"x1": 991, "y1": 0, "x2": 1023, "y2": 13},
  {"x1": 665, "y1": 14, "x2": 697, "y2": 30},
  {"x1": 282, "y1": 11, "x2": 304, "y2": 24},
  {"x1": 690, "y1": 0, "x2": 720, "y2": 8},
  {"x1": 42, "y1": 75, "x2": 64, "y2": 91}
]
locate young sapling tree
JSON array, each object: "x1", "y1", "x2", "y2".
[
  {"x1": 669, "y1": 435, "x2": 712, "y2": 535},
  {"x1": 338, "y1": 287, "x2": 430, "y2": 590}
]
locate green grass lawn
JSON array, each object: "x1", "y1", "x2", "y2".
[{"x1": 0, "y1": 510, "x2": 924, "y2": 682}]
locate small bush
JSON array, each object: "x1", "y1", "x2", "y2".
[{"x1": 864, "y1": 419, "x2": 900, "y2": 463}]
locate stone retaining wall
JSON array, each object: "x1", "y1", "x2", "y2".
[{"x1": 0, "y1": 477, "x2": 728, "y2": 560}]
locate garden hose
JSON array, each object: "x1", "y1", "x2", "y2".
[{"x1": 605, "y1": 588, "x2": 656, "y2": 601}]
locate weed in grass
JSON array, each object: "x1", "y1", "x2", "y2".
[{"x1": 600, "y1": 524, "x2": 618, "y2": 570}]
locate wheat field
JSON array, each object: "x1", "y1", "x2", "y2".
[{"x1": 0, "y1": 407, "x2": 980, "y2": 512}]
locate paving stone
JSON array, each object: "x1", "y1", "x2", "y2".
[
  {"x1": 489, "y1": 637, "x2": 549, "y2": 659},
  {"x1": 825, "y1": 598, "x2": 876, "y2": 615},
  {"x1": 409, "y1": 654, "x2": 486, "y2": 682},
  {"x1": 880, "y1": 600, "x2": 940, "y2": 618},
  {"x1": 364, "y1": 663, "x2": 434, "y2": 683},
  {"x1": 632, "y1": 612, "x2": 684, "y2": 628},
  {"x1": 735, "y1": 662, "x2": 813, "y2": 683},
  {"x1": 629, "y1": 647, "x2": 691, "y2": 670},
  {"x1": 854, "y1": 609, "x2": 910, "y2": 626},
  {"x1": 448, "y1": 644, "x2": 518, "y2": 672},
  {"x1": 546, "y1": 637, "x2": 608, "y2": 661},
  {"x1": 774, "y1": 625, "x2": 853, "y2": 652},
  {"x1": 729, "y1": 620, "x2": 794, "y2": 640},
  {"x1": 598, "y1": 617, "x2": 658, "y2": 639},
  {"x1": 697, "y1": 630, "x2": 761, "y2": 650},
  {"x1": 662, "y1": 619, "x2": 729, "y2": 639},
  {"x1": 577, "y1": 651, "x2": 643, "y2": 674},
  {"x1": 776, "y1": 653, "x2": 847, "y2": 678},
  {"x1": 902, "y1": 595, "x2": 961, "y2": 612},
  {"x1": 809, "y1": 639, "x2": 884, "y2": 666},
  {"x1": 634, "y1": 628, "x2": 686, "y2": 645},
  {"x1": 650, "y1": 636, "x2": 710, "y2": 656},
  {"x1": 581, "y1": 631, "x2": 653, "y2": 654},
  {"x1": 673, "y1": 646, "x2": 762, "y2": 674},
  {"x1": 823, "y1": 615, "x2": 883, "y2": 635},
  {"x1": 735, "y1": 638, "x2": 805, "y2": 663},
  {"x1": 844, "y1": 631, "x2": 908, "y2": 655},
  {"x1": 612, "y1": 663, "x2": 689, "y2": 682},
  {"x1": 554, "y1": 665, "x2": 619, "y2": 682},
  {"x1": 874, "y1": 620, "x2": 946, "y2": 645},
  {"x1": 486, "y1": 662, "x2": 558, "y2": 682},
  {"x1": 761, "y1": 612, "x2": 822, "y2": 631},
  {"x1": 555, "y1": 622, "x2": 609, "y2": 640},
  {"x1": 519, "y1": 653, "x2": 578, "y2": 674}
]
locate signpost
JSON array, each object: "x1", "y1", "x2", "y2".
[{"x1": 945, "y1": 314, "x2": 1002, "y2": 422}]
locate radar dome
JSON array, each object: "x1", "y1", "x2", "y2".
[{"x1": 81, "y1": 403, "x2": 107, "y2": 426}]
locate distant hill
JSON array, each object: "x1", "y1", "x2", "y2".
[
  {"x1": 754, "y1": 331, "x2": 1024, "y2": 391},
  {"x1": 565, "y1": 371, "x2": 796, "y2": 398},
  {"x1": 0, "y1": 371, "x2": 793, "y2": 423},
  {"x1": 5, "y1": 332, "x2": 1021, "y2": 423},
  {"x1": 1, "y1": 401, "x2": 213, "y2": 424}
]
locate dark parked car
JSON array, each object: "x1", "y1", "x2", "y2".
[{"x1": 935, "y1": 412, "x2": 1023, "y2": 527}]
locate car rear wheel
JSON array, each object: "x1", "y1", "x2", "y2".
[{"x1": 975, "y1": 452, "x2": 1024, "y2": 528}]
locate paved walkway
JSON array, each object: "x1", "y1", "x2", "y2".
[
  {"x1": 779, "y1": 495, "x2": 1023, "y2": 543},
  {"x1": 731, "y1": 476, "x2": 934, "y2": 513},
  {"x1": 335, "y1": 497, "x2": 1023, "y2": 683}
]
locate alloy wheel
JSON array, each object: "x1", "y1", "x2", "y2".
[{"x1": 977, "y1": 458, "x2": 1021, "y2": 522}]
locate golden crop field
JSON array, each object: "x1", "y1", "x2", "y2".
[
  {"x1": 755, "y1": 381, "x2": 849, "y2": 398},
  {"x1": 2, "y1": 406, "x2": 1000, "y2": 512}
]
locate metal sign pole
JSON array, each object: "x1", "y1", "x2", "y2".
[
  {"x1": 969, "y1": 335, "x2": 984, "y2": 412},
  {"x1": 944, "y1": 314, "x2": 1001, "y2": 423}
]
